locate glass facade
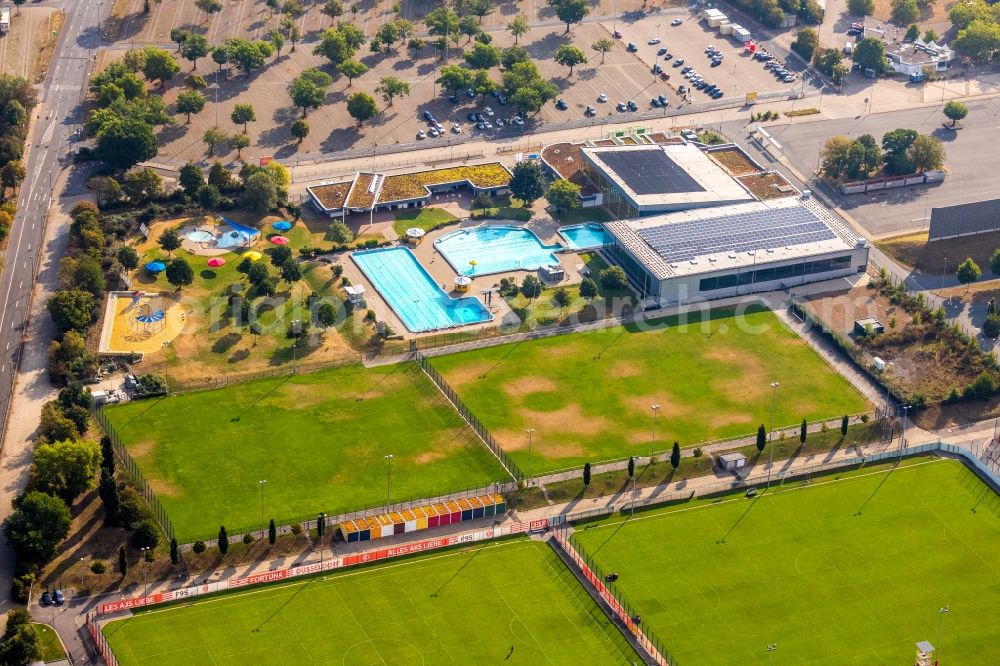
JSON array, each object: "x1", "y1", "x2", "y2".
[{"x1": 698, "y1": 255, "x2": 853, "y2": 292}]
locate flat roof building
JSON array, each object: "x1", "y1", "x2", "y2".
[
  {"x1": 604, "y1": 196, "x2": 869, "y2": 305},
  {"x1": 580, "y1": 144, "x2": 754, "y2": 218}
]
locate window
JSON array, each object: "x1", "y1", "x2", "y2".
[{"x1": 699, "y1": 255, "x2": 854, "y2": 292}]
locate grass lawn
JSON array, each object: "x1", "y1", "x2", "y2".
[
  {"x1": 104, "y1": 363, "x2": 511, "y2": 542},
  {"x1": 102, "y1": 539, "x2": 638, "y2": 665},
  {"x1": 876, "y1": 228, "x2": 1000, "y2": 278},
  {"x1": 471, "y1": 195, "x2": 532, "y2": 221},
  {"x1": 391, "y1": 207, "x2": 458, "y2": 237},
  {"x1": 572, "y1": 457, "x2": 1000, "y2": 664},
  {"x1": 430, "y1": 306, "x2": 868, "y2": 474},
  {"x1": 31, "y1": 623, "x2": 66, "y2": 662}
]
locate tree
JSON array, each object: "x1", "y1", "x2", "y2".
[
  {"x1": 670, "y1": 442, "x2": 681, "y2": 469},
  {"x1": 509, "y1": 161, "x2": 546, "y2": 206},
  {"x1": 0, "y1": 622, "x2": 42, "y2": 666},
  {"x1": 96, "y1": 116, "x2": 159, "y2": 169},
  {"x1": 47, "y1": 290, "x2": 95, "y2": 333},
  {"x1": 231, "y1": 103, "x2": 256, "y2": 132},
  {"x1": 225, "y1": 38, "x2": 270, "y2": 76},
  {"x1": 591, "y1": 37, "x2": 614, "y2": 64},
  {"x1": 599, "y1": 266, "x2": 628, "y2": 290},
  {"x1": 271, "y1": 245, "x2": 293, "y2": 267},
  {"x1": 841, "y1": 414, "x2": 849, "y2": 437},
  {"x1": 990, "y1": 248, "x2": 1000, "y2": 279},
  {"x1": 436, "y1": 65, "x2": 473, "y2": 95},
  {"x1": 175, "y1": 90, "x2": 205, "y2": 123},
  {"x1": 2, "y1": 491, "x2": 72, "y2": 562},
  {"x1": 520, "y1": 274, "x2": 543, "y2": 299},
  {"x1": 33, "y1": 439, "x2": 101, "y2": 505},
  {"x1": 99, "y1": 468, "x2": 120, "y2": 525},
  {"x1": 169, "y1": 537, "x2": 179, "y2": 565},
  {"x1": 554, "y1": 44, "x2": 587, "y2": 75},
  {"x1": 212, "y1": 45, "x2": 230, "y2": 73},
  {"x1": 501, "y1": 46, "x2": 531, "y2": 70},
  {"x1": 627, "y1": 456, "x2": 635, "y2": 478},
  {"x1": 507, "y1": 15, "x2": 528, "y2": 43},
  {"x1": 944, "y1": 100, "x2": 968, "y2": 126},
  {"x1": 924, "y1": 28, "x2": 939, "y2": 42},
  {"x1": 218, "y1": 525, "x2": 229, "y2": 554},
  {"x1": 553, "y1": 287, "x2": 571, "y2": 309},
  {"x1": 1, "y1": 160, "x2": 25, "y2": 192},
  {"x1": 268, "y1": 29, "x2": 285, "y2": 56},
  {"x1": 424, "y1": 6, "x2": 460, "y2": 44},
  {"x1": 905, "y1": 24, "x2": 920, "y2": 42},
  {"x1": 288, "y1": 77, "x2": 326, "y2": 117},
  {"x1": 465, "y1": 42, "x2": 501, "y2": 69},
  {"x1": 458, "y1": 15, "x2": 479, "y2": 44},
  {"x1": 956, "y1": 257, "x2": 981, "y2": 290},
  {"x1": 583, "y1": 461, "x2": 591, "y2": 486},
  {"x1": 847, "y1": 0, "x2": 874, "y2": 15},
  {"x1": 178, "y1": 163, "x2": 205, "y2": 196},
  {"x1": 375, "y1": 75, "x2": 410, "y2": 106},
  {"x1": 466, "y1": 0, "x2": 495, "y2": 22},
  {"x1": 546, "y1": 178, "x2": 581, "y2": 213},
  {"x1": 909, "y1": 134, "x2": 945, "y2": 172},
  {"x1": 339, "y1": 59, "x2": 368, "y2": 86},
  {"x1": 845, "y1": 133, "x2": 882, "y2": 179},
  {"x1": 800, "y1": 419, "x2": 808, "y2": 444},
  {"x1": 180, "y1": 33, "x2": 210, "y2": 69},
  {"x1": 198, "y1": 183, "x2": 221, "y2": 208},
  {"x1": 820, "y1": 135, "x2": 852, "y2": 178},
  {"x1": 195, "y1": 0, "x2": 222, "y2": 14},
  {"x1": 291, "y1": 118, "x2": 310, "y2": 143},
  {"x1": 314, "y1": 29, "x2": 355, "y2": 66},
  {"x1": 347, "y1": 91, "x2": 378, "y2": 125},
  {"x1": 953, "y1": 19, "x2": 1000, "y2": 62},
  {"x1": 792, "y1": 28, "x2": 819, "y2": 61},
  {"x1": 117, "y1": 246, "x2": 140, "y2": 271},
  {"x1": 549, "y1": 0, "x2": 589, "y2": 33},
  {"x1": 322, "y1": 0, "x2": 344, "y2": 18},
  {"x1": 242, "y1": 171, "x2": 278, "y2": 212},
  {"x1": 202, "y1": 127, "x2": 227, "y2": 156},
  {"x1": 279, "y1": 259, "x2": 301, "y2": 283},
  {"x1": 853, "y1": 37, "x2": 886, "y2": 73},
  {"x1": 141, "y1": 47, "x2": 181, "y2": 86},
  {"x1": 891, "y1": 0, "x2": 919, "y2": 27},
  {"x1": 579, "y1": 277, "x2": 597, "y2": 299},
  {"x1": 118, "y1": 544, "x2": 128, "y2": 576},
  {"x1": 229, "y1": 132, "x2": 250, "y2": 158},
  {"x1": 159, "y1": 227, "x2": 182, "y2": 255},
  {"x1": 122, "y1": 168, "x2": 164, "y2": 205},
  {"x1": 166, "y1": 257, "x2": 194, "y2": 290},
  {"x1": 268, "y1": 518, "x2": 277, "y2": 544},
  {"x1": 170, "y1": 27, "x2": 190, "y2": 52},
  {"x1": 756, "y1": 424, "x2": 767, "y2": 452}
]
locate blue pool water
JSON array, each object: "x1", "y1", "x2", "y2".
[
  {"x1": 558, "y1": 223, "x2": 608, "y2": 250},
  {"x1": 352, "y1": 247, "x2": 493, "y2": 333},
  {"x1": 187, "y1": 230, "x2": 215, "y2": 243},
  {"x1": 435, "y1": 226, "x2": 563, "y2": 276},
  {"x1": 217, "y1": 218, "x2": 260, "y2": 248}
]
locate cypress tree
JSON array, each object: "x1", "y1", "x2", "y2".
[
  {"x1": 756, "y1": 424, "x2": 767, "y2": 453},
  {"x1": 268, "y1": 518, "x2": 277, "y2": 545},
  {"x1": 800, "y1": 419, "x2": 808, "y2": 445},
  {"x1": 583, "y1": 462, "x2": 591, "y2": 486},
  {"x1": 218, "y1": 526, "x2": 229, "y2": 554},
  {"x1": 98, "y1": 468, "x2": 120, "y2": 525},
  {"x1": 841, "y1": 415, "x2": 849, "y2": 437},
  {"x1": 670, "y1": 442, "x2": 680, "y2": 470},
  {"x1": 169, "y1": 538, "x2": 178, "y2": 565},
  {"x1": 118, "y1": 545, "x2": 127, "y2": 577},
  {"x1": 627, "y1": 456, "x2": 635, "y2": 478},
  {"x1": 100, "y1": 435, "x2": 115, "y2": 472}
]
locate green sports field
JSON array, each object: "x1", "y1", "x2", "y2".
[
  {"x1": 104, "y1": 363, "x2": 510, "y2": 542},
  {"x1": 103, "y1": 539, "x2": 638, "y2": 665},
  {"x1": 573, "y1": 457, "x2": 1000, "y2": 664},
  {"x1": 430, "y1": 306, "x2": 868, "y2": 474}
]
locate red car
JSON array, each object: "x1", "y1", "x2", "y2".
[
  {"x1": 659, "y1": 72, "x2": 670, "y2": 80},
  {"x1": 613, "y1": 30, "x2": 622, "y2": 39}
]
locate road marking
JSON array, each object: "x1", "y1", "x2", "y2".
[{"x1": 41, "y1": 121, "x2": 55, "y2": 144}]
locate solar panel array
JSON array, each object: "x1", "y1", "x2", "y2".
[
  {"x1": 596, "y1": 150, "x2": 705, "y2": 195},
  {"x1": 637, "y1": 206, "x2": 836, "y2": 263}
]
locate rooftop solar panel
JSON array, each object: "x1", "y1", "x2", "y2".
[
  {"x1": 595, "y1": 149, "x2": 705, "y2": 196},
  {"x1": 637, "y1": 206, "x2": 836, "y2": 263}
]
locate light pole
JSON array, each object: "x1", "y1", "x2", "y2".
[
  {"x1": 766, "y1": 382, "x2": 779, "y2": 490},
  {"x1": 937, "y1": 606, "x2": 949, "y2": 663},
  {"x1": 650, "y1": 404, "x2": 661, "y2": 460},
  {"x1": 79, "y1": 556, "x2": 85, "y2": 594},
  {"x1": 384, "y1": 454, "x2": 394, "y2": 510},
  {"x1": 767, "y1": 643, "x2": 777, "y2": 666},
  {"x1": 318, "y1": 512, "x2": 326, "y2": 571},
  {"x1": 258, "y1": 479, "x2": 267, "y2": 539},
  {"x1": 900, "y1": 404, "x2": 911, "y2": 453},
  {"x1": 942, "y1": 256, "x2": 948, "y2": 306},
  {"x1": 140, "y1": 547, "x2": 150, "y2": 604},
  {"x1": 526, "y1": 428, "x2": 535, "y2": 475}
]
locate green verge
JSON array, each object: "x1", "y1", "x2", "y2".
[
  {"x1": 430, "y1": 306, "x2": 868, "y2": 475},
  {"x1": 103, "y1": 539, "x2": 639, "y2": 665},
  {"x1": 573, "y1": 457, "x2": 1000, "y2": 664},
  {"x1": 391, "y1": 207, "x2": 458, "y2": 236},
  {"x1": 31, "y1": 623, "x2": 67, "y2": 662},
  {"x1": 104, "y1": 362, "x2": 511, "y2": 542}
]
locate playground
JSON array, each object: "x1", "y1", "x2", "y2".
[{"x1": 98, "y1": 291, "x2": 186, "y2": 355}]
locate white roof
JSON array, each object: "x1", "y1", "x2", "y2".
[{"x1": 344, "y1": 285, "x2": 367, "y2": 296}]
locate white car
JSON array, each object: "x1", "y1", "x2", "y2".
[
  {"x1": 452, "y1": 122, "x2": 461, "y2": 133},
  {"x1": 416, "y1": 129, "x2": 426, "y2": 140},
  {"x1": 484, "y1": 121, "x2": 493, "y2": 129},
  {"x1": 597, "y1": 93, "x2": 608, "y2": 102},
  {"x1": 671, "y1": 18, "x2": 683, "y2": 26},
  {"x1": 484, "y1": 106, "x2": 495, "y2": 116},
  {"x1": 648, "y1": 37, "x2": 661, "y2": 45},
  {"x1": 512, "y1": 116, "x2": 524, "y2": 125},
  {"x1": 428, "y1": 127, "x2": 440, "y2": 137}
]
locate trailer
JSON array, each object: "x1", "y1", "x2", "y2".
[{"x1": 0, "y1": 7, "x2": 10, "y2": 34}]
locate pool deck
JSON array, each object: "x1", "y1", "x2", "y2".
[{"x1": 339, "y1": 215, "x2": 597, "y2": 339}]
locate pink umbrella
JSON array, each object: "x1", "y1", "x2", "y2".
[
  {"x1": 207, "y1": 257, "x2": 226, "y2": 267},
  {"x1": 270, "y1": 235, "x2": 290, "y2": 245}
]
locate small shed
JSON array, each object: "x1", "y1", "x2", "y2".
[
  {"x1": 717, "y1": 451, "x2": 747, "y2": 472},
  {"x1": 854, "y1": 317, "x2": 884, "y2": 336},
  {"x1": 344, "y1": 285, "x2": 367, "y2": 305}
]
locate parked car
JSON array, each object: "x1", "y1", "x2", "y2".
[
  {"x1": 555, "y1": 98, "x2": 568, "y2": 110},
  {"x1": 711, "y1": 59, "x2": 722, "y2": 67},
  {"x1": 448, "y1": 95, "x2": 459, "y2": 103},
  {"x1": 648, "y1": 37, "x2": 661, "y2": 45},
  {"x1": 626, "y1": 42, "x2": 638, "y2": 52},
  {"x1": 783, "y1": 75, "x2": 795, "y2": 83},
  {"x1": 422, "y1": 110, "x2": 434, "y2": 121},
  {"x1": 657, "y1": 47, "x2": 667, "y2": 56},
  {"x1": 705, "y1": 46, "x2": 716, "y2": 54},
  {"x1": 613, "y1": 29, "x2": 622, "y2": 38},
  {"x1": 466, "y1": 112, "x2": 477, "y2": 122},
  {"x1": 428, "y1": 127, "x2": 440, "y2": 137},
  {"x1": 54, "y1": 590, "x2": 65, "y2": 605},
  {"x1": 659, "y1": 71, "x2": 670, "y2": 80},
  {"x1": 671, "y1": 18, "x2": 683, "y2": 25},
  {"x1": 585, "y1": 105, "x2": 596, "y2": 116},
  {"x1": 41, "y1": 592, "x2": 52, "y2": 605},
  {"x1": 512, "y1": 116, "x2": 524, "y2": 125},
  {"x1": 452, "y1": 123, "x2": 461, "y2": 133},
  {"x1": 616, "y1": 102, "x2": 627, "y2": 112},
  {"x1": 416, "y1": 129, "x2": 426, "y2": 139},
  {"x1": 597, "y1": 93, "x2": 608, "y2": 102},
  {"x1": 663, "y1": 53, "x2": 673, "y2": 61},
  {"x1": 713, "y1": 90, "x2": 724, "y2": 99},
  {"x1": 466, "y1": 87, "x2": 475, "y2": 97},
  {"x1": 678, "y1": 85, "x2": 687, "y2": 94},
  {"x1": 476, "y1": 121, "x2": 486, "y2": 130},
  {"x1": 673, "y1": 59, "x2": 685, "y2": 67},
  {"x1": 652, "y1": 64, "x2": 663, "y2": 74},
  {"x1": 627, "y1": 100, "x2": 638, "y2": 111},
  {"x1": 484, "y1": 106, "x2": 495, "y2": 116},
  {"x1": 650, "y1": 97, "x2": 663, "y2": 107},
  {"x1": 495, "y1": 118, "x2": 505, "y2": 127},
  {"x1": 483, "y1": 121, "x2": 493, "y2": 129}
]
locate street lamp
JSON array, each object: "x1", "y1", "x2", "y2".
[
  {"x1": 318, "y1": 512, "x2": 327, "y2": 571},
  {"x1": 525, "y1": 428, "x2": 535, "y2": 474},
  {"x1": 766, "y1": 382, "x2": 779, "y2": 490},
  {"x1": 140, "y1": 547, "x2": 150, "y2": 604},
  {"x1": 79, "y1": 556, "x2": 85, "y2": 594},
  {"x1": 900, "y1": 404, "x2": 912, "y2": 453},
  {"x1": 937, "y1": 606, "x2": 949, "y2": 663},
  {"x1": 650, "y1": 404, "x2": 661, "y2": 459},
  {"x1": 258, "y1": 479, "x2": 267, "y2": 539},
  {"x1": 384, "y1": 454, "x2": 394, "y2": 510},
  {"x1": 767, "y1": 643, "x2": 777, "y2": 666}
]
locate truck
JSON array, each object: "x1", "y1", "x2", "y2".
[{"x1": 0, "y1": 7, "x2": 10, "y2": 34}]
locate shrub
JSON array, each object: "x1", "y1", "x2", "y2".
[
  {"x1": 983, "y1": 314, "x2": 1000, "y2": 338},
  {"x1": 91, "y1": 560, "x2": 107, "y2": 574},
  {"x1": 692, "y1": 447, "x2": 703, "y2": 457},
  {"x1": 131, "y1": 519, "x2": 160, "y2": 549},
  {"x1": 242, "y1": 533, "x2": 254, "y2": 545},
  {"x1": 192, "y1": 540, "x2": 206, "y2": 554},
  {"x1": 598, "y1": 266, "x2": 628, "y2": 290},
  {"x1": 290, "y1": 523, "x2": 303, "y2": 535}
]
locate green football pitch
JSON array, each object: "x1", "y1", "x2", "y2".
[
  {"x1": 572, "y1": 457, "x2": 1000, "y2": 664},
  {"x1": 104, "y1": 363, "x2": 511, "y2": 542},
  {"x1": 102, "y1": 539, "x2": 639, "y2": 665},
  {"x1": 430, "y1": 306, "x2": 868, "y2": 474}
]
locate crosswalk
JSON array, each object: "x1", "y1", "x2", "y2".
[{"x1": 41, "y1": 120, "x2": 54, "y2": 144}]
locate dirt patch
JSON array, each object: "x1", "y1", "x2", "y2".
[
  {"x1": 440, "y1": 361, "x2": 495, "y2": 387},
  {"x1": 147, "y1": 477, "x2": 183, "y2": 499},
  {"x1": 621, "y1": 395, "x2": 690, "y2": 419},
  {"x1": 0, "y1": 7, "x2": 63, "y2": 82},
  {"x1": 414, "y1": 430, "x2": 465, "y2": 464},
  {"x1": 709, "y1": 147, "x2": 759, "y2": 176},
  {"x1": 608, "y1": 360, "x2": 643, "y2": 378},
  {"x1": 502, "y1": 376, "x2": 559, "y2": 397},
  {"x1": 125, "y1": 439, "x2": 156, "y2": 460},
  {"x1": 737, "y1": 172, "x2": 797, "y2": 200},
  {"x1": 804, "y1": 284, "x2": 912, "y2": 337},
  {"x1": 276, "y1": 382, "x2": 339, "y2": 409},
  {"x1": 877, "y1": 229, "x2": 1000, "y2": 277}
]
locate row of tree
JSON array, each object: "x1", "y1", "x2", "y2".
[
  {"x1": 0, "y1": 75, "x2": 34, "y2": 243},
  {"x1": 820, "y1": 128, "x2": 945, "y2": 180}
]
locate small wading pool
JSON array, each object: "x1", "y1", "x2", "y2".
[
  {"x1": 558, "y1": 223, "x2": 608, "y2": 250},
  {"x1": 186, "y1": 230, "x2": 215, "y2": 243},
  {"x1": 435, "y1": 226, "x2": 563, "y2": 276},
  {"x1": 352, "y1": 247, "x2": 492, "y2": 333}
]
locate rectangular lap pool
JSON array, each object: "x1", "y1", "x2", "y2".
[
  {"x1": 352, "y1": 247, "x2": 493, "y2": 333},
  {"x1": 558, "y1": 223, "x2": 609, "y2": 250},
  {"x1": 435, "y1": 225, "x2": 563, "y2": 276}
]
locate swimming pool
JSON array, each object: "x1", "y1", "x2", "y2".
[
  {"x1": 186, "y1": 230, "x2": 215, "y2": 243},
  {"x1": 352, "y1": 247, "x2": 493, "y2": 333},
  {"x1": 435, "y1": 226, "x2": 563, "y2": 276},
  {"x1": 558, "y1": 223, "x2": 608, "y2": 250},
  {"x1": 217, "y1": 218, "x2": 260, "y2": 248}
]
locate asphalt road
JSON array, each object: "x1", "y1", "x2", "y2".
[
  {"x1": 0, "y1": 2, "x2": 98, "y2": 441},
  {"x1": 766, "y1": 99, "x2": 1000, "y2": 239}
]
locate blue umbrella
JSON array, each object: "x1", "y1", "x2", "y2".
[
  {"x1": 135, "y1": 310, "x2": 165, "y2": 323},
  {"x1": 272, "y1": 220, "x2": 292, "y2": 231},
  {"x1": 145, "y1": 261, "x2": 166, "y2": 273}
]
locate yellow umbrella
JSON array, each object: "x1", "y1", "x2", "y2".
[{"x1": 245, "y1": 251, "x2": 263, "y2": 261}]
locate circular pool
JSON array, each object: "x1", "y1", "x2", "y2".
[{"x1": 187, "y1": 230, "x2": 215, "y2": 243}]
